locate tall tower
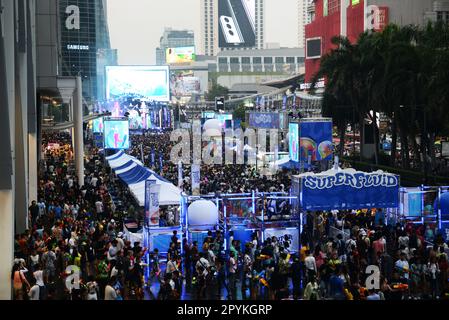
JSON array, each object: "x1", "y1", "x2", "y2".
[
  {"x1": 201, "y1": 0, "x2": 265, "y2": 56},
  {"x1": 298, "y1": 0, "x2": 309, "y2": 48},
  {"x1": 200, "y1": 0, "x2": 219, "y2": 56}
]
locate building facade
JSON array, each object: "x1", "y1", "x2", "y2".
[
  {"x1": 155, "y1": 28, "x2": 195, "y2": 65},
  {"x1": 216, "y1": 47, "x2": 305, "y2": 89},
  {"x1": 200, "y1": 0, "x2": 265, "y2": 56},
  {"x1": 298, "y1": 0, "x2": 311, "y2": 48},
  {"x1": 304, "y1": 0, "x2": 449, "y2": 82},
  {"x1": 59, "y1": 0, "x2": 116, "y2": 102},
  {"x1": 0, "y1": 0, "x2": 38, "y2": 299}
]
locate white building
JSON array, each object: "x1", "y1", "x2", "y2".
[{"x1": 298, "y1": 0, "x2": 309, "y2": 48}]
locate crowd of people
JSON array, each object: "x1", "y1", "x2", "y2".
[
  {"x1": 11, "y1": 130, "x2": 449, "y2": 301},
  {"x1": 13, "y1": 132, "x2": 146, "y2": 300}
]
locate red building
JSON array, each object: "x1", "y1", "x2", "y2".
[{"x1": 305, "y1": 0, "x2": 388, "y2": 82}]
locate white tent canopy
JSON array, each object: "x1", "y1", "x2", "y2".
[{"x1": 106, "y1": 151, "x2": 181, "y2": 206}]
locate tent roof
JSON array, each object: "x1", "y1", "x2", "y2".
[{"x1": 107, "y1": 151, "x2": 181, "y2": 206}]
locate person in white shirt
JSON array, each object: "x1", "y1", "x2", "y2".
[
  {"x1": 105, "y1": 280, "x2": 118, "y2": 300},
  {"x1": 395, "y1": 253, "x2": 410, "y2": 281},
  {"x1": 116, "y1": 233, "x2": 125, "y2": 252},
  {"x1": 86, "y1": 278, "x2": 99, "y2": 300},
  {"x1": 305, "y1": 250, "x2": 317, "y2": 280},
  {"x1": 28, "y1": 281, "x2": 40, "y2": 300},
  {"x1": 95, "y1": 200, "x2": 103, "y2": 215}
]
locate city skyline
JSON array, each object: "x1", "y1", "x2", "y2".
[{"x1": 107, "y1": 0, "x2": 298, "y2": 65}]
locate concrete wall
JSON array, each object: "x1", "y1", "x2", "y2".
[
  {"x1": 36, "y1": 0, "x2": 59, "y2": 88},
  {"x1": 0, "y1": 0, "x2": 37, "y2": 299}
]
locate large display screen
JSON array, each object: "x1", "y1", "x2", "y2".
[
  {"x1": 306, "y1": 38, "x2": 322, "y2": 59},
  {"x1": 170, "y1": 70, "x2": 201, "y2": 98},
  {"x1": 166, "y1": 47, "x2": 196, "y2": 64},
  {"x1": 104, "y1": 119, "x2": 130, "y2": 150},
  {"x1": 106, "y1": 66, "x2": 170, "y2": 101},
  {"x1": 218, "y1": 0, "x2": 256, "y2": 48},
  {"x1": 289, "y1": 123, "x2": 300, "y2": 162},
  {"x1": 300, "y1": 120, "x2": 333, "y2": 163},
  {"x1": 92, "y1": 117, "x2": 104, "y2": 133}
]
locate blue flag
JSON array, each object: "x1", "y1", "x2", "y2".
[{"x1": 151, "y1": 148, "x2": 155, "y2": 166}]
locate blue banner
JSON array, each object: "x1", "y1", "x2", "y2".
[
  {"x1": 300, "y1": 120, "x2": 333, "y2": 163},
  {"x1": 301, "y1": 171, "x2": 400, "y2": 211},
  {"x1": 151, "y1": 148, "x2": 155, "y2": 166},
  {"x1": 248, "y1": 112, "x2": 280, "y2": 129}
]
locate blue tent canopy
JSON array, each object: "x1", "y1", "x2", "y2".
[
  {"x1": 118, "y1": 166, "x2": 152, "y2": 184},
  {"x1": 114, "y1": 160, "x2": 135, "y2": 172}
]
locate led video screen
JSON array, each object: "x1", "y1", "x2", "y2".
[
  {"x1": 166, "y1": 47, "x2": 196, "y2": 64},
  {"x1": 106, "y1": 66, "x2": 170, "y2": 102},
  {"x1": 300, "y1": 120, "x2": 333, "y2": 163},
  {"x1": 219, "y1": 0, "x2": 256, "y2": 48},
  {"x1": 289, "y1": 123, "x2": 300, "y2": 162},
  {"x1": 92, "y1": 117, "x2": 104, "y2": 133},
  {"x1": 170, "y1": 70, "x2": 201, "y2": 98},
  {"x1": 104, "y1": 119, "x2": 130, "y2": 150},
  {"x1": 306, "y1": 38, "x2": 322, "y2": 59}
]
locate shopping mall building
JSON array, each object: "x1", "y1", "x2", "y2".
[{"x1": 304, "y1": 0, "x2": 449, "y2": 82}]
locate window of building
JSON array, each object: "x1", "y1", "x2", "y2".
[
  {"x1": 275, "y1": 57, "x2": 284, "y2": 63},
  {"x1": 241, "y1": 57, "x2": 250, "y2": 64},
  {"x1": 253, "y1": 57, "x2": 262, "y2": 64},
  {"x1": 264, "y1": 57, "x2": 273, "y2": 64},
  {"x1": 286, "y1": 57, "x2": 295, "y2": 63},
  {"x1": 218, "y1": 57, "x2": 228, "y2": 64}
]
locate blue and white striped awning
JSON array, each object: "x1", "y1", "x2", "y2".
[{"x1": 106, "y1": 151, "x2": 181, "y2": 206}]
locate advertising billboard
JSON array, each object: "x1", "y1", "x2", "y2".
[
  {"x1": 166, "y1": 46, "x2": 196, "y2": 64},
  {"x1": 299, "y1": 120, "x2": 333, "y2": 163},
  {"x1": 289, "y1": 123, "x2": 300, "y2": 162},
  {"x1": 106, "y1": 66, "x2": 170, "y2": 102},
  {"x1": 104, "y1": 119, "x2": 130, "y2": 150},
  {"x1": 92, "y1": 117, "x2": 104, "y2": 133},
  {"x1": 170, "y1": 70, "x2": 201, "y2": 98},
  {"x1": 248, "y1": 112, "x2": 280, "y2": 129},
  {"x1": 218, "y1": 0, "x2": 256, "y2": 48}
]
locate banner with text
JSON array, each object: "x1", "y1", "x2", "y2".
[{"x1": 300, "y1": 170, "x2": 400, "y2": 211}]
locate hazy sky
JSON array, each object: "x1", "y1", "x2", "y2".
[{"x1": 107, "y1": 0, "x2": 298, "y2": 65}]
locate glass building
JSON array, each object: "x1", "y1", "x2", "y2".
[{"x1": 59, "y1": 0, "x2": 116, "y2": 102}]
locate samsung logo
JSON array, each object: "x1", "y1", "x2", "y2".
[
  {"x1": 67, "y1": 44, "x2": 89, "y2": 51},
  {"x1": 304, "y1": 173, "x2": 398, "y2": 190}
]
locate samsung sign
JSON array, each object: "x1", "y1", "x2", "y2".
[{"x1": 67, "y1": 44, "x2": 90, "y2": 51}]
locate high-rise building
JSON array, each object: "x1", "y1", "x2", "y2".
[
  {"x1": 59, "y1": 0, "x2": 116, "y2": 102},
  {"x1": 155, "y1": 28, "x2": 195, "y2": 65},
  {"x1": 298, "y1": 0, "x2": 310, "y2": 48},
  {"x1": 200, "y1": 0, "x2": 265, "y2": 56}
]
